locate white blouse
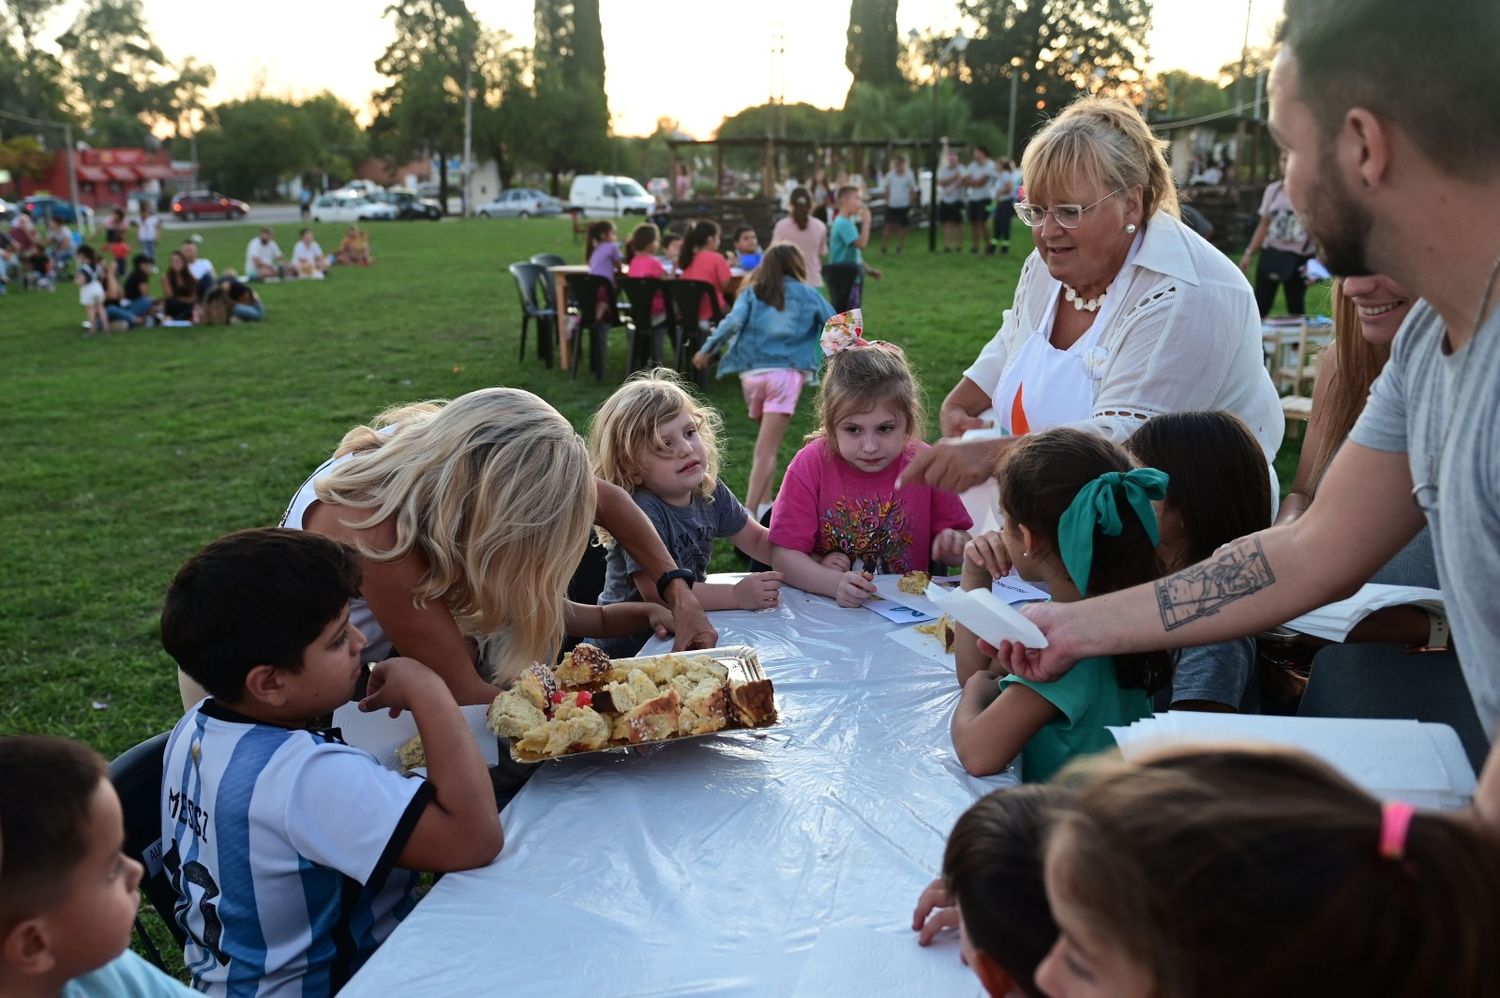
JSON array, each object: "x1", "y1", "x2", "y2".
[{"x1": 962, "y1": 211, "x2": 1285, "y2": 460}]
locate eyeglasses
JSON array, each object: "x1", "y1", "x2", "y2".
[{"x1": 1014, "y1": 189, "x2": 1122, "y2": 229}]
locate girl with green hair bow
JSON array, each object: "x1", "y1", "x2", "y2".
[{"x1": 951, "y1": 428, "x2": 1175, "y2": 782}]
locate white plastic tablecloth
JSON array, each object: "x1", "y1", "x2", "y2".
[{"x1": 339, "y1": 588, "x2": 1011, "y2": 997}]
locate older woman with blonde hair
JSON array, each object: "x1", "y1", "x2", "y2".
[
  {"x1": 902, "y1": 98, "x2": 1282, "y2": 510},
  {"x1": 175, "y1": 389, "x2": 716, "y2": 709}
]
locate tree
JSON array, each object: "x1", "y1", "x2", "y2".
[
  {"x1": 0, "y1": 134, "x2": 52, "y2": 198},
  {"x1": 960, "y1": 0, "x2": 1152, "y2": 152},
  {"x1": 530, "y1": 0, "x2": 610, "y2": 190},
  {"x1": 0, "y1": 0, "x2": 75, "y2": 124},
  {"x1": 846, "y1": 0, "x2": 902, "y2": 91},
  {"x1": 55, "y1": 0, "x2": 173, "y2": 131},
  {"x1": 195, "y1": 98, "x2": 320, "y2": 199},
  {"x1": 296, "y1": 93, "x2": 367, "y2": 184},
  {"x1": 372, "y1": 0, "x2": 479, "y2": 209}
]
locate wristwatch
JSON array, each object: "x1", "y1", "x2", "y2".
[
  {"x1": 1412, "y1": 611, "x2": 1451, "y2": 653},
  {"x1": 655, "y1": 568, "x2": 696, "y2": 601}
]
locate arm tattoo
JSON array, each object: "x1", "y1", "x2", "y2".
[{"x1": 1156, "y1": 538, "x2": 1276, "y2": 631}]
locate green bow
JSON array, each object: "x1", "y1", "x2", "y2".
[{"x1": 1057, "y1": 468, "x2": 1169, "y2": 596}]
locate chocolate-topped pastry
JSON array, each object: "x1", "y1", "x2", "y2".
[
  {"x1": 726, "y1": 678, "x2": 777, "y2": 727},
  {"x1": 556, "y1": 643, "x2": 612, "y2": 687},
  {"x1": 517, "y1": 662, "x2": 558, "y2": 710}
]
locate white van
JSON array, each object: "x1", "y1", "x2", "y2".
[{"x1": 567, "y1": 175, "x2": 655, "y2": 217}]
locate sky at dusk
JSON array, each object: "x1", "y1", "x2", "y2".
[{"x1": 41, "y1": 0, "x2": 1283, "y2": 137}]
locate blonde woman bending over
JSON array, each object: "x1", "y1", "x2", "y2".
[{"x1": 175, "y1": 389, "x2": 715, "y2": 709}]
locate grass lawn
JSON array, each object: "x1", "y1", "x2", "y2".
[{"x1": 0, "y1": 216, "x2": 1303, "y2": 760}]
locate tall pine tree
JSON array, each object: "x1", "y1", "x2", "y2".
[
  {"x1": 846, "y1": 0, "x2": 901, "y2": 91},
  {"x1": 532, "y1": 0, "x2": 609, "y2": 189}
]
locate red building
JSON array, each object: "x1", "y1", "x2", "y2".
[{"x1": 20, "y1": 147, "x2": 194, "y2": 211}]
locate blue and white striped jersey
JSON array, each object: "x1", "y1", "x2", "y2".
[{"x1": 161, "y1": 699, "x2": 432, "y2": 997}]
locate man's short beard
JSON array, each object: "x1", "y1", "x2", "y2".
[{"x1": 1307, "y1": 141, "x2": 1375, "y2": 277}]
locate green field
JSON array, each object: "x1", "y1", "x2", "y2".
[{"x1": 0, "y1": 216, "x2": 1301, "y2": 759}]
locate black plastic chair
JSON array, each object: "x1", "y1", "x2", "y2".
[
  {"x1": 508, "y1": 262, "x2": 556, "y2": 367},
  {"x1": 824, "y1": 263, "x2": 863, "y2": 312},
  {"x1": 110, "y1": 731, "x2": 187, "y2": 969},
  {"x1": 1299, "y1": 643, "x2": 1490, "y2": 774},
  {"x1": 530, "y1": 252, "x2": 566, "y2": 268},
  {"x1": 618, "y1": 276, "x2": 676, "y2": 372},
  {"x1": 570, "y1": 273, "x2": 630, "y2": 382},
  {"x1": 665, "y1": 279, "x2": 724, "y2": 390}
]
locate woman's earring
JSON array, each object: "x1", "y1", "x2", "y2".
[
  {"x1": 1021, "y1": 551, "x2": 1029, "y2": 559},
  {"x1": 1125, "y1": 223, "x2": 1138, "y2": 234}
]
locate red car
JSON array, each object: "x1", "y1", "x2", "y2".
[{"x1": 170, "y1": 191, "x2": 250, "y2": 221}]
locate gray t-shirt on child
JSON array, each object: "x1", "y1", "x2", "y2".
[
  {"x1": 1349, "y1": 299, "x2": 1500, "y2": 733},
  {"x1": 1155, "y1": 638, "x2": 1258, "y2": 712},
  {"x1": 598, "y1": 479, "x2": 750, "y2": 607}
]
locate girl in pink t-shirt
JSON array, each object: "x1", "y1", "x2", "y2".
[
  {"x1": 770, "y1": 313, "x2": 972, "y2": 606},
  {"x1": 771, "y1": 187, "x2": 828, "y2": 290},
  {"x1": 677, "y1": 220, "x2": 735, "y2": 321},
  {"x1": 624, "y1": 222, "x2": 668, "y2": 324}
]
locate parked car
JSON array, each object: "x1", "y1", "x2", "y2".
[
  {"x1": 341, "y1": 179, "x2": 384, "y2": 197},
  {"x1": 0, "y1": 197, "x2": 13, "y2": 221},
  {"x1": 19, "y1": 195, "x2": 86, "y2": 224},
  {"x1": 310, "y1": 193, "x2": 399, "y2": 223},
  {"x1": 567, "y1": 175, "x2": 654, "y2": 217},
  {"x1": 171, "y1": 191, "x2": 250, "y2": 221},
  {"x1": 474, "y1": 188, "x2": 565, "y2": 219},
  {"x1": 372, "y1": 189, "x2": 443, "y2": 220}
]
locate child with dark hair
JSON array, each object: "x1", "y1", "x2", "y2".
[
  {"x1": 952, "y1": 427, "x2": 1170, "y2": 780},
  {"x1": 660, "y1": 232, "x2": 683, "y2": 275},
  {"x1": 584, "y1": 220, "x2": 621, "y2": 284},
  {"x1": 1124, "y1": 411, "x2": 1272, "y2": 711},
  {"x1": 912, "y1": 785, "x2": 1066, "y2": 998},
  {"x1": 75, "y1": 244, "x2": 108, "y2": 335},
  {"x1": 0, "y1": 735, "x2": 196, "y2": 996},
  {"x1": 678, "y1": 220, "x2": 735, "y2": 320},
  {"x1": 159, "y1": 527, "x2": 502, "y2": 996},
  {"x1": 729, "y1": 224, "x2": 762, "y2": 270},
  {"x1": 1039, "y1": 744, "x2": 1500, "y2": 998}
]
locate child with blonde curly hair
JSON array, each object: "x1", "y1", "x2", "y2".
[{"x1": 590, "y1": 369, "x2": 781, "y2": 656}]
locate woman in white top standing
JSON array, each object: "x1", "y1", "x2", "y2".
[
  {"x1": 901, "y1": 97, "x2": 1282, "y2": 500},
  {"x1": 771, "y1": 188, "x2": 828, "y2": 291}
]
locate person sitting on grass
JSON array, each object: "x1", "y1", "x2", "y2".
[
  {"x1": 161, "y1": 249, "x2": 199, "y2": 323},
  {"x1": 120, "y1": 253, "x2": 158, "y2": 326},
  {"x1": 244, "y1": 227, "x2": 286, "y2": 281},
  {"x1": 201, "y1": 275, "x2": 265, "y2": 324},
  {"x1": 335, "y1": 225, "x2": 373, "y2": 266},
  {"x1": 0, "y1": 735, "x2": 197, "y2": 997},
  {"x1": 159, "y1": 528, "x2": 504, "y2": 997},
  {"x1": 180, "y1": 239, "x2": 216, "y2": 297},
  {"x1": 292, "y1": 227, "x2": 330, "y2": 279}
]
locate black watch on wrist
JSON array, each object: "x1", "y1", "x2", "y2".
[{"x1": 656, "y1": 568, "x2": 696, "y2": 601}]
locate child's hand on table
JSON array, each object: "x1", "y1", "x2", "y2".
[
  {"x1": 912, "y1": 877, "x2": 961, "y2": 947},
  {"x1": 930, "y1": 529, "x2": 971, "y2": 567},
  {"x1": 734, "y1": 571, "x2": 783, "y2": 610},
  {"x1": 646, "y1": 602, "x2": 675, "y2": 638},
  {"x1": 835, "y1": 571, "x2": 877, "y2": 607}
]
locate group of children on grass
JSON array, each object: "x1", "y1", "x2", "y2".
[{"x1": 4, "y1": 238, "x2": 1499, "y2": 994}]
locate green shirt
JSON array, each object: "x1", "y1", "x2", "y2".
[{"x1": 999, "y1": 656, "x2": 1151, "y2": 783}]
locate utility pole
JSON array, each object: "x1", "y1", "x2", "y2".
[
  {"x1": 64, "y1": 123, "x2": 81, "y2": 225},
  {"x1": 462, "y1": 48, "x2": 474, "y2": 217}
]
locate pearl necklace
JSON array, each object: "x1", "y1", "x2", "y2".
[{"x1": 1063, "y1": 284, "x2": 1106, "y2": 312}]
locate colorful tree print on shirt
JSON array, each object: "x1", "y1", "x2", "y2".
[{"x1": 817, "y1": 493, "x2": 914, "y2": 574}]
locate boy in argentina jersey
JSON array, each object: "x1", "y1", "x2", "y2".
[{"x1": 158, "y1": 529, "x2": 503, "y2": 997}]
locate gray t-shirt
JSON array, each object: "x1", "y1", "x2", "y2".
[
  {"x1": 1349, "y1": 299, "x2": 1500, "y2": 732},
  {"x1": 1155, "y1": 638, "x2": 1258, "y2": 712},
  {"x1": 598, "y1": 479, "x2": 749, "y2": 607}
]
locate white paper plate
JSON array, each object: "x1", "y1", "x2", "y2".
[{"x1": 925, "y1": 583, "x2": 1048, "y2": 649}]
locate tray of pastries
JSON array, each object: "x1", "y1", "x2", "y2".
[{"x1": 486, "y1": 644, "x2": 778, "y2": 763}]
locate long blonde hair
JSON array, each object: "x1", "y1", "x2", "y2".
[
  {"x1": 315, "y1": 388, "x2": 595, "y2": 683},
  {"x1": 589, "y1": 369, "x2": 721, "y2": 539},
  {"x1": 1022, "y1": 96, "x2": 1180, "y2": 222}
]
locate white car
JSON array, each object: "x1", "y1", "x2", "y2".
[
  {"x1": 311, "y1": 194, "x2": 399, "y2": 223},
  {"x1": 475, "y1": 188, "x2": 565, "y2": 219},
  {"x1": 567, "y1": 175, "x2": 654, "y2": 217}
]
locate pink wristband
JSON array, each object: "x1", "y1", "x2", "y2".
[{"x1": 1379, "y1": 801, "x2": 1417, "y2": 860}]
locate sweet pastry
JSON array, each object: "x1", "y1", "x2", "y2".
[
  {"x1": 622, "y1": 686, "x2": 682, "y2": 744},
  {"x1": 487, "y1": 688, "x2": 549, "y2": 739},
  {"x1": 676, "y1": 675, "x2": 729, "y2": 736},
  {"x1": 603, "y1": 669, "x2": 659, "y2": 715},
  {"x1": 555, "y1": 644, "x2": 611, "y2": 687},
  {"x1": 898, "y1": 570, "x2": 931, "y2": 594},
  {"x1": 517, "y1": 663, "x2": 558, "y2": 710},
  {"x1": 914, "y1": 614, "x2": 957, "y2": 653},
  {"x1": 395, "y1": 734, "x2": 425, "y2": 772},
  {"x1": 726, "y1": 678, "x2": 777, "y2": 728},
  {"x1": 515, "y1": 702, "x2": 611, "y2": 757}
]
